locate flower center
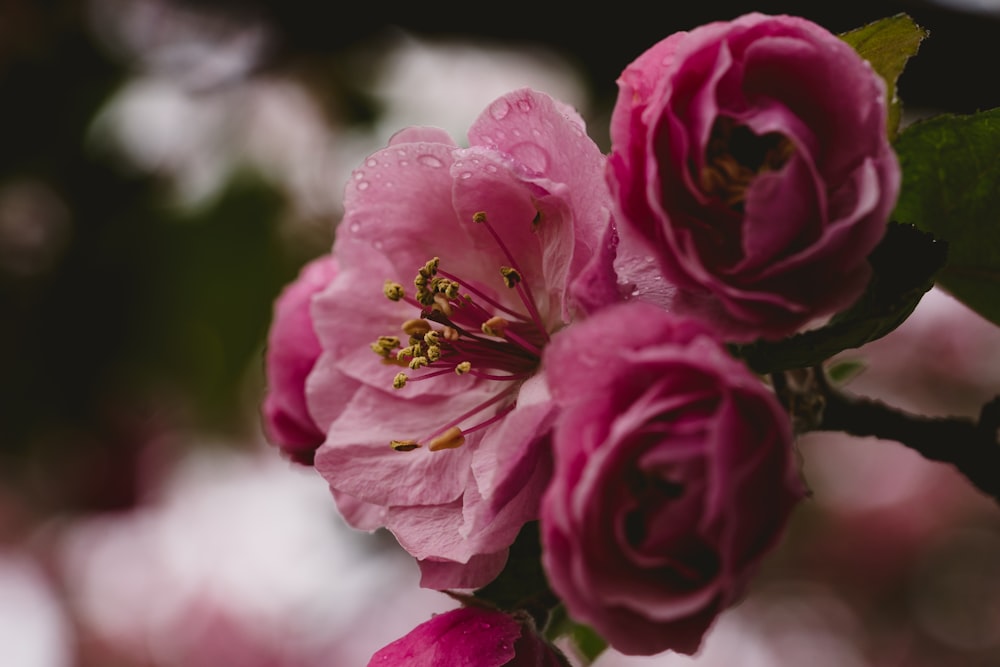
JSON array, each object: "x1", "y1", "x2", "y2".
[
  {"x1": 698, "y1": 116, "x2": 794, "y2": 209},
  {"x1": 371, "y1": 212, "x2": 548, "y2": 453}
]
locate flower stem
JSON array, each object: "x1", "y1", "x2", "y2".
[{"x1": 792, "y1": 367, "x2": 1000, "y2": 505}]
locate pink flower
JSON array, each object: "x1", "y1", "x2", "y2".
[
  {"x1": 309, "y1": 88, "x2": 615, "y2": 589},
  {"x1": 261, "y1": 254, "x2": 343, "y2": 465},
  {"x1": 368, "y1": 606, "x2": 569, "y2": 667},
  {"x1": 539, "y1": 301, "x2": 804, "y2": 656},
  {"x1": 608, "y1": 13, "x2": 900, "y2": 341}
]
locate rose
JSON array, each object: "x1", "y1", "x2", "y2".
[
  {"x1": 261, "y1": 253, "x2": 343, "y2": 465},
  {"x1": 368, "y1": 606, "x2": 569, "y2": 666},
  {"x1": 539, "y1": 301, "x2": 804, "y2": 656},
  {"x1": 608, "y1": 13, "x2": 900, "y2": 341}
]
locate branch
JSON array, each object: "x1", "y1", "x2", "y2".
[{"x1": 804, "y1": 369, "x2": 1000, "y2": 505}]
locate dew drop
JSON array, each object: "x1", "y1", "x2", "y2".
[
  {"x1": 366, "y1": 158, "x2": 378, "y2": 168},
  {"x1": 349, "y1": 222, "x2": 361, "y2": 233},
  {"x1": 353, "y1": 171, "x2": 365, "y2": 180},
  {"x1": 357, "y1": 181, "x2": 370, "y2": 191},
  {"x1": 489, "y1": 98, "x2": 511, "y2": 120},
  {"x1": 460, "y1": 171, "x2": 473, "y2": 180},
  {"x1": 399, "y1": 159, "x2": 409, "y2": 167},
  {"x1": 485, "y1": 164, "x2": 498, "y2": 174},
  {"x1": 509, "y1": 142, "x2": 550, "y2": 173},
  {"x1": 516, "y1": 98, "x2": 532, "y2": 113},
  {"x1": 417, "y1": 154, "x2": 444, "y2": 168}
]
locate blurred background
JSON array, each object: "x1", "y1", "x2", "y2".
[{"x1": 2, "y1": 0, "x2": 1000, "y2": 665}]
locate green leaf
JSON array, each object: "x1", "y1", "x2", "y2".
[
  {"x1": 732, "y1": 223, "x2": 947, "y2": 374},
  {"x1": 840, "y1": 13, "x2": 928, "y2": 138},
  {"x1": 544, "y1": 605, "x2": 608, "y2": 666},
  {"x1": 892, "y1": 108, "x2": 1000, "y2": 327},
  {"x1": 826, "y1": 359, "x2": 867, "y2": 385}
]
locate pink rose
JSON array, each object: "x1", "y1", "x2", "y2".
[
  {"x1": 539, "y1": 302, "x2": 804, "y2": 656},
  {"x1": 310, "y1": 88, "x2": 616, "y2": 589},
  {"x1": 608, "y1": 13, "x2": 900, "y2": 341},
  {"x1": 261, "y1": 253, "x2": 344, "y2": 465},
  {"x1": 368, "y1": 606, "x2": 569, "y2": 666}
]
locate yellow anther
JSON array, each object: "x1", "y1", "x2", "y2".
[
  {"x1": 402, "y1": 319, "x2": 431, "y2": 336},
  {"x1": 428, "y1": 427, "x2": 466, "y2": 452},
  {"x1": 424, "y1": 330, "x2": 440, "y2": 345},
  {"x1": 383, "y1": 280, "x2": 405, "y2": 301},
  {"x1": 421, "y1": 257, "x2": 440, "y2": 277},
  {"x1": 371, "y1": 335, "x2": 401, "y2": 357},
  {"x1": 432, "y1": 293, "x2": 453, "y2": 316},
  {"x1": 390, "y1": 439, "x2": 421, "y2": 452},
  {"x1": 455, "y1": 361, "x2": 472, "y2": 375},
  {"x1": 408, "y1": 356, "x2": 429, "y2": 370},
  {"x1": 396, "y1": 345, "x2": 419, "y2": 360},
  {"x1": 393, "y1": 372, "x2": 408, "y2": 389},
  {"x1": 482, "y1": 316, "x2": 509, "y2": 337},
  {"x1": 416, "y1": 285, "x2": 436, "y2": 307},
  {"x1": 500, "y1": 266, "x2": 521, "y2": 288},
  {"x1": 472, "y1": 211, "x2": 488, "y2": 224},
  {"x1": 426, "y1": 345, "x2": 441, "y2": 362}
]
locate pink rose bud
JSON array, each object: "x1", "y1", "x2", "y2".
[
  {"x1": 608, "y1": 13, "x2": 901, "y2": 341},
  {"x1": 368, "y1": 605, "x2": 569, "y2": 666},
  {"x1": 540, "y1": 301, "x2": 805, "y2": 656},
  {"x1": 261, "y1": 254, "x2": 337, "y2": 465}
]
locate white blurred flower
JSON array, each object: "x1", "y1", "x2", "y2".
[
  {"x1": 57, "y1": 443, "x2": 452, "y2": 666},
  {"x1": 0, "y1": 549, "x2": 74, "y2": 667}
]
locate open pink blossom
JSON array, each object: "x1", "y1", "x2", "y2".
[
  {"x1": 368, "y1": 606, "x2": 569, "y2": 666},
  {"x1": 309, "y1": 88, "x2": 616, "y2": 589},
  {"x1": 261, "y1": 253, "x2": 342, "y2": 465},
  {"x1": 539, "y1": 301, "x2": 804, "y2": 656},
  {"x1": 608, "y1": 13, "x2": 900, "y2": 341}
]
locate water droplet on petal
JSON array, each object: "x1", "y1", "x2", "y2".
[
  {"x1": 417, "y1": 155, "x2": 444, "y2": 168},
  {"x1": 460, "y1": 171, "x2": 473, "y2": 180},
  {"x1": 509, "y1": 142, "x2": 549, "y2": 173},
  {"x1": 349, "y1": 222, "x2": 361, "y2": 233},
  {"x1": 366, "y1": 158, "x2": 378, "y2": 168},
  {"x1": 353, "y1": 171, "x2": 365, "y2": 180},
  {"x1": 489, "y1": 98, "x2": 511, "y2": 120},
  {"x1": 357, "y1": 181, "x2": 370, "y2": 191},
  {"x1": 399, "y1": 159, "x2": 409, "y2": 167},
  {"x1": 485, "y1": 164, "x2": 498, "y2": 174},
  {"x1": 516, "y1": 98, "x2": 532, "y2": 112}
]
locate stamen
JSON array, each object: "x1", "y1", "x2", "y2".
[
  {"x1": 371, "y1": 336, "x2": 401, "y2": 358},
  {"x1": 384, "y1": 281, "x2": 405, "y2": 301},
  {"x1": 420, "y1": 385, "x2": 517, "y2": 447},
  {"x1": 393, "y1": 372, "x2": 408, "y2": 389},
  {"x1": 471, "y1": 211, "x2": 549, "y2": 342},
  {"x1": 427, "y1": 427, "x2": 466, "y2": 452},
  {"x1": 402, "y1": 319, "x2": 431, "y2": 336},
  {"x1": 482, "y1": 316, "x2": 509, "y2": 337},
  {"x1": 390, "y1": 439, "x2": 421, "y2": 452},
  {"x1": 436, "y1": 268, "x2": 523, "y2": 320},
  {"x1": 456, "y1": 361, "x2": 472, "y2": 374},
  {"x1": 500, "y1": 267, "x2": 521, "y2": 288},
  {"x1": 432, "y1": 293, "x2": 453, "y2": 316},
  {"x1": 408, "y1": 356, "x2": 429, "y2": 370}
]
